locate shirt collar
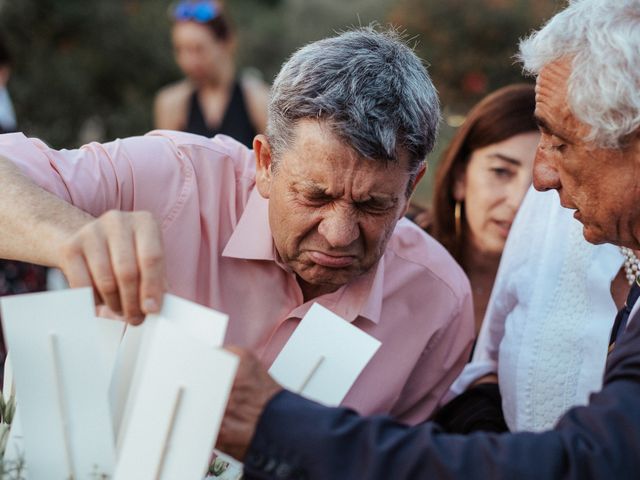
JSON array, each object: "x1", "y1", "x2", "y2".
[
  {"x1": 222, "y1": 188, "x2": 276, "y2": 261},
  {"x1": 222, "y1": 188, "x2": 385, "y2": 324}
]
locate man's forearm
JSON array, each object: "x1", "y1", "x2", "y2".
[{"x1": 0, "y1": 155, "x2": 92, "y2": 267}]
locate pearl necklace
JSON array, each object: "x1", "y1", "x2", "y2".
[{"x1": 620, "y1": 246, "x2": 640, "y2": 285}]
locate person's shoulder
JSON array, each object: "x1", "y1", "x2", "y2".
[
  {"x1": 240, "y1": 68, "x2": 270, "y2": 96},
  {"x1": 387, "y1": 218, "x2": 470, "y2": 300},
  {"x1": 144, "y1": 130, "x2": 256, "y2": 179},
  {"x1": 240, "y1": 69, "x2": 270, "y2": 133},
  {"x1": 154, "y1": 80, "x2": 193, "y2": 129},
  {"x1": 156, "y1": 79, "x2": 192, "y2": 103},
  {"x1": 145, "y1": 130, "x2": 250, "y2": 158}
]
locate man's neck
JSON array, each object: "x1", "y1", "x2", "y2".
[{"x1": 297, "y1": 276, "x2": 339, "y2": 303}]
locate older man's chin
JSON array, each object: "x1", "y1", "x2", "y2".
[
  {"x1": 298, "y1": 263, "x2": 371, "y2": 290},
  {"x1": 581, "y1": 222, "x2": 632, "y2": 248}
]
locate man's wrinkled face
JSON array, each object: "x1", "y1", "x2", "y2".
[
  {"x1": 532, "y1": 59, "x2": 640, "y2": 247},
  {"x1": 254, "y1": 119, "x2": 419, "y2": 300}
]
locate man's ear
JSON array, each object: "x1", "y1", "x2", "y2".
[
  {"x1": 411, "y1": 164, "x2": 427, "y2": 193},
  {"x1": 402, "y1": 164, "x2": 427, "y2": 216},
  {"x1": 254, "y1": 134, "x2": 273, "y2": 199}
]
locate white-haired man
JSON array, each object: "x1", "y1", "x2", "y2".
[{"x1": 214, "y1": 2, "x2": 640, "y2": 478}]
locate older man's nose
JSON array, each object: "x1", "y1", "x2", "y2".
[
  {"x1": 532, "y1": 149, "x2": 561, "y2": 192},
  {"x1": 317, "y1": 208, "x2": 360, "y2": 248}
]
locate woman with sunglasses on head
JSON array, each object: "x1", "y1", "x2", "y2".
[{"x1": 154, "y1": 0, "x2": 269, "y2": 148}]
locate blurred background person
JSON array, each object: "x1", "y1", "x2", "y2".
[
  {"x1": 0, "y1": 34, "x2": 16, "y2": 134},
  {"x1": 154, "y1": 0, "x2": 269, "y2": 147},
  {"x1": 0, "y1": 34, "x2": 48, "y2": 383},
  {"x1": 409, "y1": 84, "x2": 538, "y2": 331}
]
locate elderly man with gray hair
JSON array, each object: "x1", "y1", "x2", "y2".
[
  {"x1": 0, "y1": 29, "x2": 473, "y2": 423},
  {"x1": 213, "y1": 1, "x2": 640, "y2": 478}
]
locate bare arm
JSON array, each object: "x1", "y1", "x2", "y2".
[
  {"x1": 241, "y1": 74, "x2": 270, "y2": 135},
  {"x1": 0, "y1": 155, "x2": 164, "y2": 323},
  {"x1": 153, "y1": 81, "x2": 191, "y2": 130},
  {"x1": 0, "y1": 155, "x2": 91, "y2": 266}
]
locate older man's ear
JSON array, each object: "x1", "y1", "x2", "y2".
[{"x1": 253, "y1": 134, "x2": 273, "y2": 199}]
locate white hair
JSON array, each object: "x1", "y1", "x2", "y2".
[{"x1": 518, "y1": 0, "x2": 640, "y2": 148}]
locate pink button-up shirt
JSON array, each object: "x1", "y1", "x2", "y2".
[{"x1": 1, "y1": 130, "x2": 474, "y2": 424}]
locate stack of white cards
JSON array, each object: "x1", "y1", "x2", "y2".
[
  {"x1": 0, "y1": 289, "x2": 238, "y2": 480},
  {"x1": 0, "y1": 290, "x2": 381, "y2": 480}
]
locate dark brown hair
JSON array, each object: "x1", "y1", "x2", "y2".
[
  {"x1": 172, "y1": 2, "x2": 233, "y2": 43},
  {"x1": 200, "y1": 14, "x2": 232, "y2": 42},
  {"x1": 430, "y1": 83, "x2": 537, "y2": 266}
]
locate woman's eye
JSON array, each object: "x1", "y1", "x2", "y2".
[{"x1": 491, "y1": 167, "x2": 514, "y2": 179}]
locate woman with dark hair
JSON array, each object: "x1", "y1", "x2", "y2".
[
  {"x1": 413, "y1": 84, "x2": 539, "y2": 331},
  {"x1": 154, "y1": 0, "x2": 269, "y2": 147}
]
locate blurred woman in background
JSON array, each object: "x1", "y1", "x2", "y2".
[
  {"x1": 154, "y1": 0, "x2": 269, "y2": 147},
  {"x1": 410, "y1": 84, "x2": 538, "y2": 331}
]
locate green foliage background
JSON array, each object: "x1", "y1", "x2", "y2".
[{"x1": 0, "y1": 0, "x2": 561, "y2": 202}]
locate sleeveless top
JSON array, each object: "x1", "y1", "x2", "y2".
[{"x1": 185, "y1": 80, "x2": 257, "y2": 148}]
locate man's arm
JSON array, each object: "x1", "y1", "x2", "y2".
[
  {"x1": 219, "y1": 317, "x2": 640, "y2": 480},
  {"x1": 0, "y1": 147, "x2": 165, "y2": 323},
  {"x1": 0, "y1": 155, "x2": 91, "y2": 266}
]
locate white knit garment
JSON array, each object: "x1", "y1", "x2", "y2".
[{"x1": 450, "y1": 187, "x2": 623, "y2": 431}]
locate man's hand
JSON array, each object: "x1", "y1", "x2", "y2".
[
  {"x1": 217, "y1": 347, "x2": 283, "y2": 461},
  {"x1": 59, "y1": 210, "x2": 165, "y2": 324}
]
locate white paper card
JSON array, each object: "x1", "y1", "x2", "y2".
[
  {"x1": 269, "y1": 303, "x2": 381, "y2": 406},
  {"x1": 110, "y1": 294, "x2": 229, "y2": 446},
  {"x1": 95, "y1": 316, "x2": 126, "y2": 378},
  {"x1": 0, "y1": 288, "x2": 115, "y2": 479},
  {"x1": 113, "y1": 320, "x2": 238, "y2": 480},
  {"x1": 3, "y1": 406, "x2": 26, "y2": 477}
]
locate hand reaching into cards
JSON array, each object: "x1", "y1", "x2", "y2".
[
  {"x1": 58, "y1": 210, "x2": 166, "y2": 324},
  {"x1": 217, "y1": 347, "x2": 283, "y2": 460}
]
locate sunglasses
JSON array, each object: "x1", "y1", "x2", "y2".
[{"x1": 172, "y1": 1, "x2": 220, "y2": 23}]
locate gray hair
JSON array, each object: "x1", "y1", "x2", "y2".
[
  {"x1": 518, "y1": 0, "x2": 640, "y2": 149},
  {"x1": 267, "y1": 27, "x2": 440, "y2": 185}
]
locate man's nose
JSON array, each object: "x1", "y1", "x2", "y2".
[
  {"x1": 532, "y1": 148, "x2": 561, "y2": 192},
  {"x1": 317, "y1": 207, "x2": 360, "y2": 248}
]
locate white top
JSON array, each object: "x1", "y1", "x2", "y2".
[{"x1": 449, "y1": 187, "x2": 623, "y2": 432}]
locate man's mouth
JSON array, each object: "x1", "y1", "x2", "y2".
[{"x1": 308, "y1": 251, "x2": 356, "y2": 268}]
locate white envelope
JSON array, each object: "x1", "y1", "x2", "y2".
[
  {"x1": 113, "y1": 320, "x2": 238, "y2": 480},
  {"x1": 0, "y1": 288, "x2": 115, "y2": 479},
  {"x1": 269, "y1": 303, "x2": 381, "y2": 406}
]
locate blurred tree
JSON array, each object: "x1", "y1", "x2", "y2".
[
  {"x1": 389, "y1": 0, "x2": 560, "y2": 111},
  {"x1": 0, "y1": 0, "x2": 181, "y2": 147},
  {"x1": 0, "y1": 0, "x2": 396, "y2": 146},
  {"x1": 388, "y1": 0, "x2": 560, "y2": 204}
]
